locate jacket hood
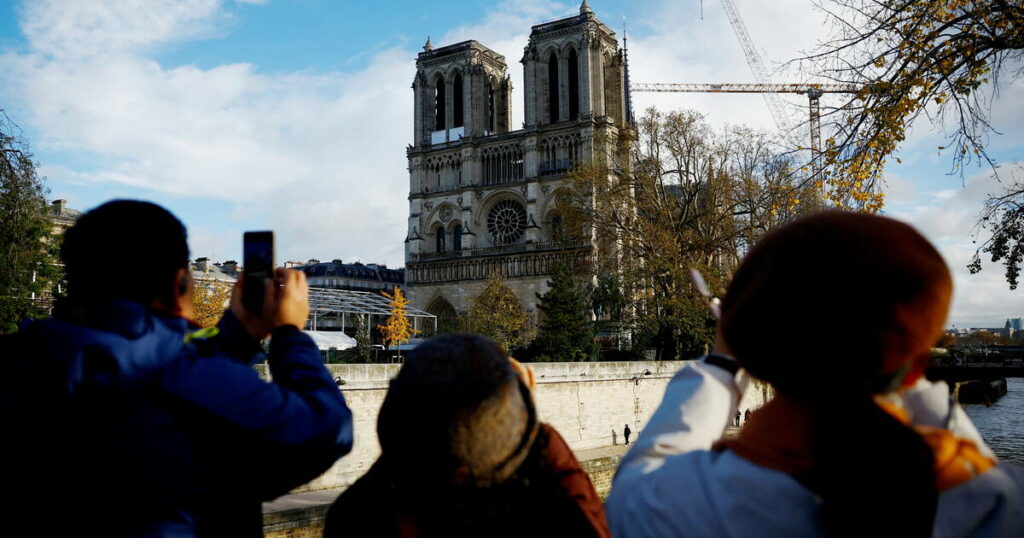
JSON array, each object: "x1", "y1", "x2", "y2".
[{"x1": 11, "y1": 299, "x2": 189, "y2": 396}]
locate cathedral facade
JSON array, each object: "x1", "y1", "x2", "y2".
[{"x1": 405, "y1": 2, "x2": 629, "y2": 327}]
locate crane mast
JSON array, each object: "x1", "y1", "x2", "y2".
[{"x1": 718, "y1": 0, "x2": 794, "y2": 142}]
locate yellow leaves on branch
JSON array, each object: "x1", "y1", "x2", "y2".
[
  {"x1": 379, "y1": 286, "x2": 419, "y2": 350},
  {"x1": 192, "y1": 281, "x2": 233, "y2": 328}
]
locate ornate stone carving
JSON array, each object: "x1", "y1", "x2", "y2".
[
  {"x1": 439, "y1": 205, "x2": 454, "y2": 223},
  {"x1": 541, "y1": 185, "x2": 551, "y2": 195},
  {"x1": 424, "y1": 200, "x2": 434, "y2": 210},
  {"x1": 457, "y1": 196, "x2": 463, "y2": 206}
]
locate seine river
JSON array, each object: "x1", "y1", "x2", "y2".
[{"x1": 962, "y1": 377, "x2": 1024, "y2": 465}]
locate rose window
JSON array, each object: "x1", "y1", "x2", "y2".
[{"x1": 487, "y1": 200, "x2": 527, "y2": 245}]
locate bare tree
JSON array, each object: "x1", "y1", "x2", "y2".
[{"x1": 564, "y1": 108, "x2": 817, "y2": 360}]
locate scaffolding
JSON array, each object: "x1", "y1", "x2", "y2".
[{"x1": 307, "y1": 287, "x2": 437, "y2": 340}]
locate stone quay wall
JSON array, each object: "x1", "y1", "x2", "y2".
[{"x1": 278, "y1": 360, "x2": 770, "y2": 494}]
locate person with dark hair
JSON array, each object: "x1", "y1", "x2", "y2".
[
  {"x1": 0, "y1": 200, "x2": 353, "y2": 536},
  {"x1": 607, "y1": 211, "x2": 1024, "y2": 537},
  {"x1": 744, "y1": 409, "x2": 751, "y2": 424},
  {"x1": 323, "y1": 333, "x2": 610, "y2": 538},
  {"x1": 624, "y1": 424, "x2": 632, "y2": 445}
]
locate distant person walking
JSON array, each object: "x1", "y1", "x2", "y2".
[
  {"x1": 624, "y1": 424, "x2": 632, "y2": 445},
  {"x1": 734, "y1": 410, "x2": 741, "y2": 427},
  {"x1": 744, "y1": 409, "x2": 752, "y2": 424}
]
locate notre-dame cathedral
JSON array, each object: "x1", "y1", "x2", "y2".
[{"x1": 405, "y1": 2, "x2": 629, "y2": 327}]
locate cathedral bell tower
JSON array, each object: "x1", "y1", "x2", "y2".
[{"x1": 412, "y1": 40, "x2": 513, "y2": 147}]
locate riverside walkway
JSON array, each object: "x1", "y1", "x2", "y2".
[{"x1": 261, "y1": 426, "x2": 743, "y2": 536}]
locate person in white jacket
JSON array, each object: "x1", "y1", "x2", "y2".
[{"x1": 607, "y1": 211, "x2": 1024, "y2": 538}]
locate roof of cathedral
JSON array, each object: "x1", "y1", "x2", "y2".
[
  {"x1": 530, "y1": 3, "x2": 612, "y2": 36},
  {"x1": 416, "y1": 39, "x2": 506, "y2": 64}
]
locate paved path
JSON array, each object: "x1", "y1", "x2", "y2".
[{"x1": 264, "y1": 428, "x2": 742, "y2": 517}]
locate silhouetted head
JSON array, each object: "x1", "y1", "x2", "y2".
[
  {"x1": 61, "y1": 200, "x2": 191, "y2": 313},
  {"x1": 720, "y1": 211, "x2": 948, "y2": 535},
  {"x1": 377, "y1": 333, "x2": 538, "y2": 488},
  {"x1": 721, "y1": 210, "x2": 951, "y2": 400}
]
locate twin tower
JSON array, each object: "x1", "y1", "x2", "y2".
[{"x1": 405, "y1": 2, "x2": 630, "y2": 326}]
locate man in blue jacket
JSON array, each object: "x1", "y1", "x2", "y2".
[{"x1": 0, "y1": 200, "x2": 353, "y2": 536}]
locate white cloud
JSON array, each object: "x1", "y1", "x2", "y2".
[
  {"x1": 887, "y1": 165, "x2": 1024, "y2": 327},
  {"x1": 19, "y1": 0, "x2": 226, "y2": 59},
  {"x1": 4, "y1": 0, "x2": 1024, "y2": 326}
]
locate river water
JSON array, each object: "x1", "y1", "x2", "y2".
[{"x1": 962, "y1": 377, "x2": 1024, "y2": 465}]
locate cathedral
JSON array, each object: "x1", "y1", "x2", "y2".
[{"x1": 405, "y1": 1, "x2": 630, "y2": 327}]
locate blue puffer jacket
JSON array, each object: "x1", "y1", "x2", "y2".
[{"x1": 0, "y1": 300, "x2": 353, "y2": 537}]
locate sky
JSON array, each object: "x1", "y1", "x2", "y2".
[{"x1": 0, "y1": 0, "x2": 1022, "y2": 328}]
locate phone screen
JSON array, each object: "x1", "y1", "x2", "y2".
[{"x1": 243, "y1": 231, "x2": 274, "y2": 313}]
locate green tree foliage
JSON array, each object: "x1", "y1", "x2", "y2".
[
  {"x1": 466, "y1": 273, "x2": 531, "y2": 350},
  {"x1": 0, "y1": 111, "x2": 58, "y2": 334},
  {"x1": 532, "y1": 262, "x2": 597, "y2": 362},
  {"x1": 804, "y1": 1, "x2": 1024, "y2": 283},
  {"x1": 565, "y1": 108, "x2": 816, "y2": 360}
]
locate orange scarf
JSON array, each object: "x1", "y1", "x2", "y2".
[{"x1": 716, "y1": 394, "x2": 995, "y2": 491}]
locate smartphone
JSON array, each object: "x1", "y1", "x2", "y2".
[{"x1": 243, "y1": 231, "x2": 275, "y2": 313}]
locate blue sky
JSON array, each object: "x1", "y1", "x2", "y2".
[{"x1": 1, "y1": 0, "x2": 1022, "y2": 327}]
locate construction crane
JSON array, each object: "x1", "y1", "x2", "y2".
[
  {"x1": 629, "y1": 0, "x2": 863, "y2": 178},
  {"x1": 630, "y1": 83, "x2": 859, "y2": 177}
]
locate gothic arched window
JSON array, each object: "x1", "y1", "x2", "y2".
[
  {"x1": 568, "y1": 49, "x2": 579, "y2": 119},
  {"x1": 453, "y1": 224, "x2": 463, "y2": 251},
  {"x1": 551, "y1": 214, "x2": 563, "y2": 241},
  {"x1": 434, "y1": 75, "x2": 446, "y2": 131},
  {"x1": 436, "y1": 227, "x2": 446, "y2": 253},
  {"x1": 487, "y1": 82, "x2": 496, "y2": 133},
  {"x1": 453, "y1": 73, "x2": 464, "y2": 128},
  {"x1": 547, "y1": 52, "x2": 560, "y2": 124}
]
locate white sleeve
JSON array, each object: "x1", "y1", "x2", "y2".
[
  {"x1": 614, "y1": 359, "x2": 745, "y2": 482},
  {"x1": 901, "y1": 378, "x2": 996, "y2": 460}
]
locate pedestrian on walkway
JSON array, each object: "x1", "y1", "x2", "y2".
[{"x1": 624, "y1": 424, "x2": 632, "y2": 445}]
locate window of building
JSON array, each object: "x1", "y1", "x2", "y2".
[
  {"x1": 434, "y1": 75, "x2": 446, "y2": 131},
  {"x1": 453, "y1": 73, "x2": 464, "y2": 128},
  {"x1": 487, "y1": 200, "x2": 527, "y2": 245},
  {"x1": 547, "y1": 52, "x2": 560, "y2": 124},
  {"x1": 568, "y1": 49, "x2": 579, "y2": 119},
  {"x1": 453, "y1": 224, "x2": 463, "y2": 251},
  {"x1": 487, "y1": 82, "x2": 495, "y2": 133},
  {"x1": 436, "y1": 227, "x2": 446, "y2": 253}
]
